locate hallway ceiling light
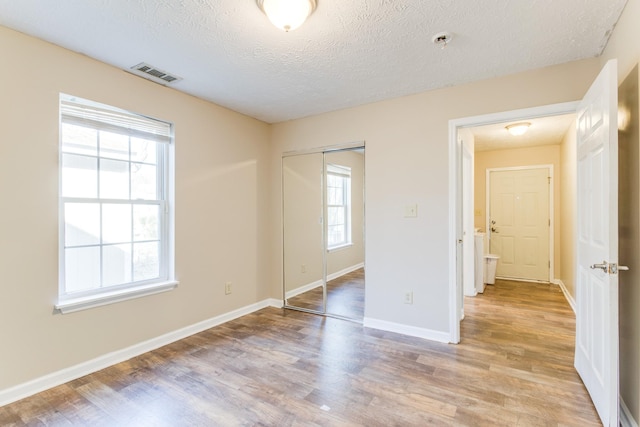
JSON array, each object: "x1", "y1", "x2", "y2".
[
  {"x1": 506, "y1": 122, "x2": 531, "y2": 136},
  {"x1": 257, "y1": 0, "x2": 317, "y2": 32}
]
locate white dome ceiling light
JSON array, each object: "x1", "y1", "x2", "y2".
[
  {"x1": 506, "y1": 122, "x2": 532, "y2": 136},
  {"x1": 257, "y1": 0, "x2": 317, "y2": 32}
]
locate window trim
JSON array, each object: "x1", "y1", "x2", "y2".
[{"x1": 57, "y1": 94, "x2": 177, "y2": 313}]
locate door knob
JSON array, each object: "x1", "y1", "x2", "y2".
[
  {"x1": 590, "y1": 261, "x2": 609, "y2": 272},
  {"x1": 590, "y1": 261, "x2": 630, "y2": 274},
  {"x1": 491, "y1": 227, "x2": 499, "y2": 233}
]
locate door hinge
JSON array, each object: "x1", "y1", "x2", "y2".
[{"x1": 548, "y1": 260, "x2": 550, "y2": 268}]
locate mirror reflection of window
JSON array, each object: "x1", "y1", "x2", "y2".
[{"x1": 326, "y1": 163, "x2": 351, "y2": 250}]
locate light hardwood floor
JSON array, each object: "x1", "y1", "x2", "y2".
[
  {"x1": 286, "y1": 268, "x2": 365, "y2": 320},
  {"x1": 0, "y1": 279, "x2": 600, "y2": 426}
]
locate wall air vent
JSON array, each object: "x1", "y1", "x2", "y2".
[{"x1": 129, "y1": 62, "x2": 182, "y2": 85}]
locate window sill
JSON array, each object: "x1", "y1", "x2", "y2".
[
  {"x1": 55, "y1": 280, "x2": 179, "y2": 314},
  {"x1": 327, "y1": 242, "x2": 353, "y2": 253}
]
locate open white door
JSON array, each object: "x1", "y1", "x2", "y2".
[{"x1": 575, "y1": 59, "x2": 619, "y2": 427}]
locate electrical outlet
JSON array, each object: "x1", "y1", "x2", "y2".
[
  {"x1": 404, "y1": 291, "x2": 413, "y2": 304},
  {"x1": 225, "y1": 282, "x2": 232, "y2": 295},
  {"x1": 301, "y1": 264, "x2": 307, "y2": 273}
]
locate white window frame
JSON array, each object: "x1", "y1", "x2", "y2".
[
  {"x1": 326, "y1": 163, "x2": 352, "y2": 251},
  {"x1": 55, "y1": 94, "x2": 177, "y2": 314}
]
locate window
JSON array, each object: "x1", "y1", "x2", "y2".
[
  {"x1": 326, "y1": 163, "x2": 351, "y2": 250},
  {"x1": 57, "y1": 94, "x2": 175, "y2": 313}
]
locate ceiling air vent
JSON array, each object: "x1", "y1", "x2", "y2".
[{"x1": 129, "y1": 62, "x2": 182, "y2": 85}]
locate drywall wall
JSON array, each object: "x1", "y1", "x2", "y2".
[
  {"x1": 601, "y1": 1, "x2": 640, "y2": 422},
  {"x1": 474, "y1": 145, "x2": 562, "y2": 281},
  {"x1": 600, "y1": 0, "x2": 640, "y2": 82},
  {"x1": 618, "y1": 65, "x2": 640, "y2": 424},
  {"x1": 559, "y1": 122, "x2": 577, "y2": 301},
  {"x1": 269, "y1": 58, "x2": 601, "y2": 336},
  {"x1": 0, "y1": 26, "x2": 271, "y2": 392}
]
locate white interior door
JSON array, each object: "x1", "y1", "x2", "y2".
[
  {"x1": 575, "y1": 59, "x2": 619, "y2": 427},
  {"x1": 489, "y1": 167, "x2": 550, "y2": 282}
]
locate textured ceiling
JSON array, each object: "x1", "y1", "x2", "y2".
[{"x1": 0, "y1": 0, "x2": 628, "y2": 123}]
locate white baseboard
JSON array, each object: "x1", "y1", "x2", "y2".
[
  {"x1": 327, "y1": 262, "x2": 365, "y2": 282},
  {"x1": 621, "y1": 397, "x2": 639, "y2": 427},
  {"x1": 285, "y1": 279, "x2": 323, "y2": 299},
  {"x1": 0, "y1": 298, "x2": 282, "y2": 407},
  {"x1": 553, "y1": 279, "x2": 576, "y2": 314},
  {"x1": 363, "y1": 317, "x2": 450, "y2": 343},
  {"x1": 285, "y1": 262, "x2": 364, "y2": 299}
]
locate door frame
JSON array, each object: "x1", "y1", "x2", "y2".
[
  {"x1": 448, "y1": 101, "x2": 579, "y2": 343},
  {"x1": 486, "y1": 164, "x2": 554, "y2": 283}
]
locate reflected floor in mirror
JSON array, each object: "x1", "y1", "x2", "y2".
[{"x1": 286, "y1": 268, "x2": 364, "y2": 320}]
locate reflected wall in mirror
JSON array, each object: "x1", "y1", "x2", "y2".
[
  {"x1": 282, "y1": 146, "x2": 365, "y2": 321},
  {"x1": 283, "y1": 153, "x2": 324, "y2": 313}
]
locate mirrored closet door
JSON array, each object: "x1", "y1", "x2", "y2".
[{"x1": 283, "y1": 146, "x2": 365, "y2": 321}]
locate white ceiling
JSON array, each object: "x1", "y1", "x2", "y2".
[
  {"x1": 0, "y1": 0, "x2": 627, "y2": 123},
  {"x1": 472, "y1": 114, "x2": 576, "y2": 152}
]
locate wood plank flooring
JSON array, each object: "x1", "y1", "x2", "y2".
[
  {"x1": 0, "y1": 279, "x2": 600, "y2": 426},
  {"x1": 286, "y1": 268, "x2": 365, "y2": 320}
]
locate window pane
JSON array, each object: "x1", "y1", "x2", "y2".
[
  {"x1": 102, "y1": 204, "x2": 131, "y2": 244},
  {"x1": 100, "y1": 159, "x2": 130, "y2": 199},
  {"x1": 103, "y1": 243, "x2": 132, "y2": 287},
  {"x1": 65, "y1": 203, "x2": 100, "y2": 247},
  {"x1": 131, "y1": 137, "x2": 157, "y2": 164},
  {"x1": 62, "y1": 154, "x2": 97, "y2": 198},
  {"x1": 134, "y1": 205, "x2": 159, "y2": 241},
  {"x1": 328, "y1": 225, "x2": 345, "y2": 247},
  {"x1": 99, "y1": 131, "x2": 129, "y2": 161},
  {"x1": 328, "y1": 207, "x2": 345, "y2": 226},
  {"x1": 134, "y1": 242, "x2": 159, "y2": 282},
  {"x1": 131, "y1": 163, "x2": 157, "y2": 200},
  {"x1": 65, "y1": 246, "x2": 100, "y2": 293},
  {"x1": 327, "y1": 187, "x2": 338, "y2": 205},
  {"x1": 61, "y1": 123, "x2": 97, "y2": 156}
]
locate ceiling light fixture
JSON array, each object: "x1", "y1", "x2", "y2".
[
  {"x1": 257, "y1": 0, "x2": 317, "y2": 32},
  {"x1": 506, "y1": 122, "x2": 531, "y2": 136}
]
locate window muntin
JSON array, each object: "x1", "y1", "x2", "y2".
[
  {"x1": 326, "y1": 164, "x2": 351, "y2": 249},
  {"x1": 59, "y1": 95, "x2": 172, "y2": 302}
]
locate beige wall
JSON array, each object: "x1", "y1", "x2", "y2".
[
  {"x1": 474, "y1": 145, "x2": 562, "y2": 281},
  {"x1": 0, "y1": 26, "x2": 271, "y2": 391},
  {"x1": 601, "y1": 0, "x2": 640, "y2": 422},
  {"x1": 270, "y1": 59, "x2": 601, "y2": 334},
  {"x1": 559, "y1": 122, "x2": 577, "y2": 301},
  {"x1": 618, "y1": 65, "x2": 640, "y2": 423}
]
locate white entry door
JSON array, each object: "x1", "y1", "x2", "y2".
[
  {"x1": 489, "y1": 167, "x2": 550, "y2": 282},
  {"x1": 575, "y1": 59, "x2": 619, "y2": 426}
]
